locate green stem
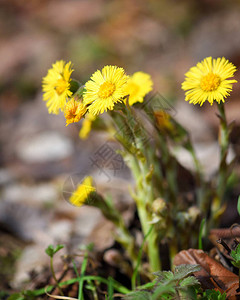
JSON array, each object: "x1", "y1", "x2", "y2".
[
  {"x1": 128, "y1": 155, "x2": 161, "y2": 272},
  {"x1": 50, "y1": 257, "x2": 64, "y2": 296},
  {"x1": 217, "y1": 103, "x2": 229, "y2": 204},
  {"x1": 212, "y1": 103, "x2": 230, "y2": 226},
  {"x1": 110, "y1": 108, "x2": 161, "y2": 272}
]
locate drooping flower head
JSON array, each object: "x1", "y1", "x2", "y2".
[
  {"x1": 79, "y1": 112, "x2": 96, "y2": 139},
  {"x1": 182, "y1": 57, "x2": 237, "y2": 106},
  {"x1": 42, "y1": 60, "x2": 73, "y2": 114},
  {"x1": 83, "y1": 65, "x2": 128, "y2": 115},
  {"x1": 64, "y1": 98, "x2": 87, "y2": 126},
  {"x1": 124, "y1": 71, "x2": 153, "y2": 105},
  {"x1": 69, "y1": 176, "x2": 96, "y2": 207}
]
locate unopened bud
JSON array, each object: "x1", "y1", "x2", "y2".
[
  {"x1": 152, "y1": 198, "x2": 167, "y2": 216},
  {"x1": 188, "y1": 206, "x2": 201, "y2": 223}
]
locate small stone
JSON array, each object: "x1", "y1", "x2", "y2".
[
  {"x1": 0, "y1": 169, "x2": 14, "y2": 186},
  {"x1": 16, "y1": 131, "x2": 73, "y2": 163},
  {"x1": 2, "y1": 183, "x2": 58, "y2": 204}
]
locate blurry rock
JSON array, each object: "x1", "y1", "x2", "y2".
[
  {"x1": 0, "y1": 168, "x2": 14, "y2": 186},
  {"x1": 189, "y1": 10, "x2": 240, "y2": 60},
  {"x1": 37, "y1": 0, "x2": 103, "y2": 32},
  {"x1": 174, "y1": 101, "x2": 213, "y2": 143},
  {"x1": 48, "y1": 220, "x2": 73, "y2": 243},
  {"x1": 103, "y1": 249, "x2": 132, "y2": 275},
  {"x1": 2, "y1": 182, "x2": 58, "y2": 204},
  {"x1": 74, "y1": 206, "x2": 101, "y2": 238},
  {"x1": 86, "y1": 218, "x2": 115, "y2": 252},
  {"x1": 16, "y1": 131, "x2": 73, "y2": 163},
  {"x1": 0, "y1": 33, "x2": 56, "y2": 83},
  {"x1": 0, "y1": 202, "x2": 50, "y2": 242},
  {"x1": 171, "y1": 142, "x2": 235, "y2": 180}
]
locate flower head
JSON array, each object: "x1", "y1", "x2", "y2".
[
  {"x1": 69, "y1": 176, "x2": 96, "y2": 207},
  {"x1": 124, "y1": 71, "x2": 153, "y2": 105},
  {"x1": 42, "y1": 60, "x2": 73, "y2": 114},
  {"x1": 83, "y1": 65, "x2": 128, "y2": 115},
  {"x1": 79, "y1": 113, "x2": 96, "y2": 139},
  {"x1": 64, "y1": 98, "x2": 87, "y2": 126},
  {"x1": 182, "y1": 57, "x2": 237, "y2": 106}
]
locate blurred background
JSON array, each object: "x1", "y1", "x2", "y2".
[{"x1": 1, "y1": 0, "x2": 240, "y2": 293}]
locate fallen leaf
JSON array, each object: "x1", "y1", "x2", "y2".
[{"x1": 174, "y1": 248, "x2": 240, "y2": 298}]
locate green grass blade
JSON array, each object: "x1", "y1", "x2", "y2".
[
  {"x1": 198, "y1": 218, "x2": 206, "y2": 250},
  {"x1": 79, "y1": 253, "x2": 88, "y2": 300},
  {"x1": 237, "y1": 195, "x2": 240, "y2": 216},
  {"x1": 107, "y1": 276, "x2": 114, "y2": 300},
  {"x1": 131, "y1": 225, "x2": 153, "y2": 290},
  {"x1": 83, "y1": 275, "x2": 131, "y2": 294}
]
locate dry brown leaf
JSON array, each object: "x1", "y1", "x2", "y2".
[{"x1": 173, "y1": 248, "x2": 240, "y2": 298}]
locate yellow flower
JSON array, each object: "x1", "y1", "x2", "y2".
[
  {"x1": 79, "y1": 113, "x2": 96, "y2": 139},
  {"x1": 64, "y1": 98, "x2": 87, "y2": 126},
  {"x1": 69, "y1": 176, "x2": 96, "y2": 207},
  {"x1": 124, "y1": 71, "x2": 153, "y2": 105},
  {"x1": 182, "y1": 57, "x2": 237, "y2": 106},
  {"x1": 83, "y1": 65, "x2": 128, "y2": 115},
  {"x1": 42, "y1": 60, "x2": 73, "y2": 114}
]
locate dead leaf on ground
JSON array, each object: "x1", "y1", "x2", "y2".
[{"x1": 173, "y1": 248, "x2": 240, "y2": 299}]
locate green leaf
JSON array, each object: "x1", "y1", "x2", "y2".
[
  {"x1": 155, "y1": 271, "x2": 174, "y2": 284},
  {"x1": 70, "y1": 80, "x2": 81, "y2": 94},
  {"x1": 0, "y1": 291, "x2": 9, "y2": 299},
  {"x1": 231, "y1": 260, "x2": 240, "y2": 268},
  {"x1": 45, "y1": 244, "x2": 64, "y2": 257},
  {"x1": 174, "y1": 264, "x2": 201, "y2": 280},
  {"x1": 7, "y1": 294, "x2": 24, "y2": 300},
  {"x1": 237, "y1": 195, "x2": 240, "y2": 216},
  {"x1": 22, "y1": 290, "x2": 36, "y2": 300},
  {"x1": 54, "y1": 244, "x2": 64, "y2": 254},
  {"x1": 179, "y1": 276, "x2": 200, "y2": 288},
  {"x1": 135, "y1": 282, "x2": 156, "y2": 290},
  {"x1": 45, "y1": 244, "x2": 54, "y2": 257},
  {"x1": 203, "y1": 289, "x2": 226, "y2": 300},
  {"x1": 152, "y1": 283, "x2": 175, "y2": 300},
  {"x1": 231, "y1": 244, "x2": 240, "y2": 266},
  {"x1": 124, "y1": 291, "x2": 151, "y2": 300}
]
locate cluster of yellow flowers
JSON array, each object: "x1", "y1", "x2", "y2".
[
  {"x1": 42, "y1": 57, "x2": 237, "y2": 138},
  {"x1": 42, "y1": 62, "x2": 153, "y2": 126}
]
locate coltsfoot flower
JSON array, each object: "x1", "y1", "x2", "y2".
[
  {"x1": 182, "y1": 57, "x2": 237, "y2": 106},
  {"x1": 64, "y1": 98, "x2": 87, "y2": 126},
  {"x1": 124, "y1": 71, "x2": 153, "y2": 105},
  {"x1": 69, "y1": 176, "x2": 96, "y2": 207},
  {"x1": 83, "y1": 65, "x2": 128, "y2": 115},
  {"x1": 42, "y1": 60, "x2": 73, "y2": 114},
  {"x1": 79, "y1": 112, "x2": 96, "y2": 139}
]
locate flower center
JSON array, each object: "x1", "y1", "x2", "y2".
[
  {"x1": 55, "y1": 78, "x2": 68, "y2": 95},
  {"x1": 200, "y1": 73, "x2": 221, "y2": 92},
  {"x1": 127, "y1": 82, "x2": 139, "y2": 97},
  {"x1": 98, "y1": 81, "x2": 115, "y2": 99}
]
